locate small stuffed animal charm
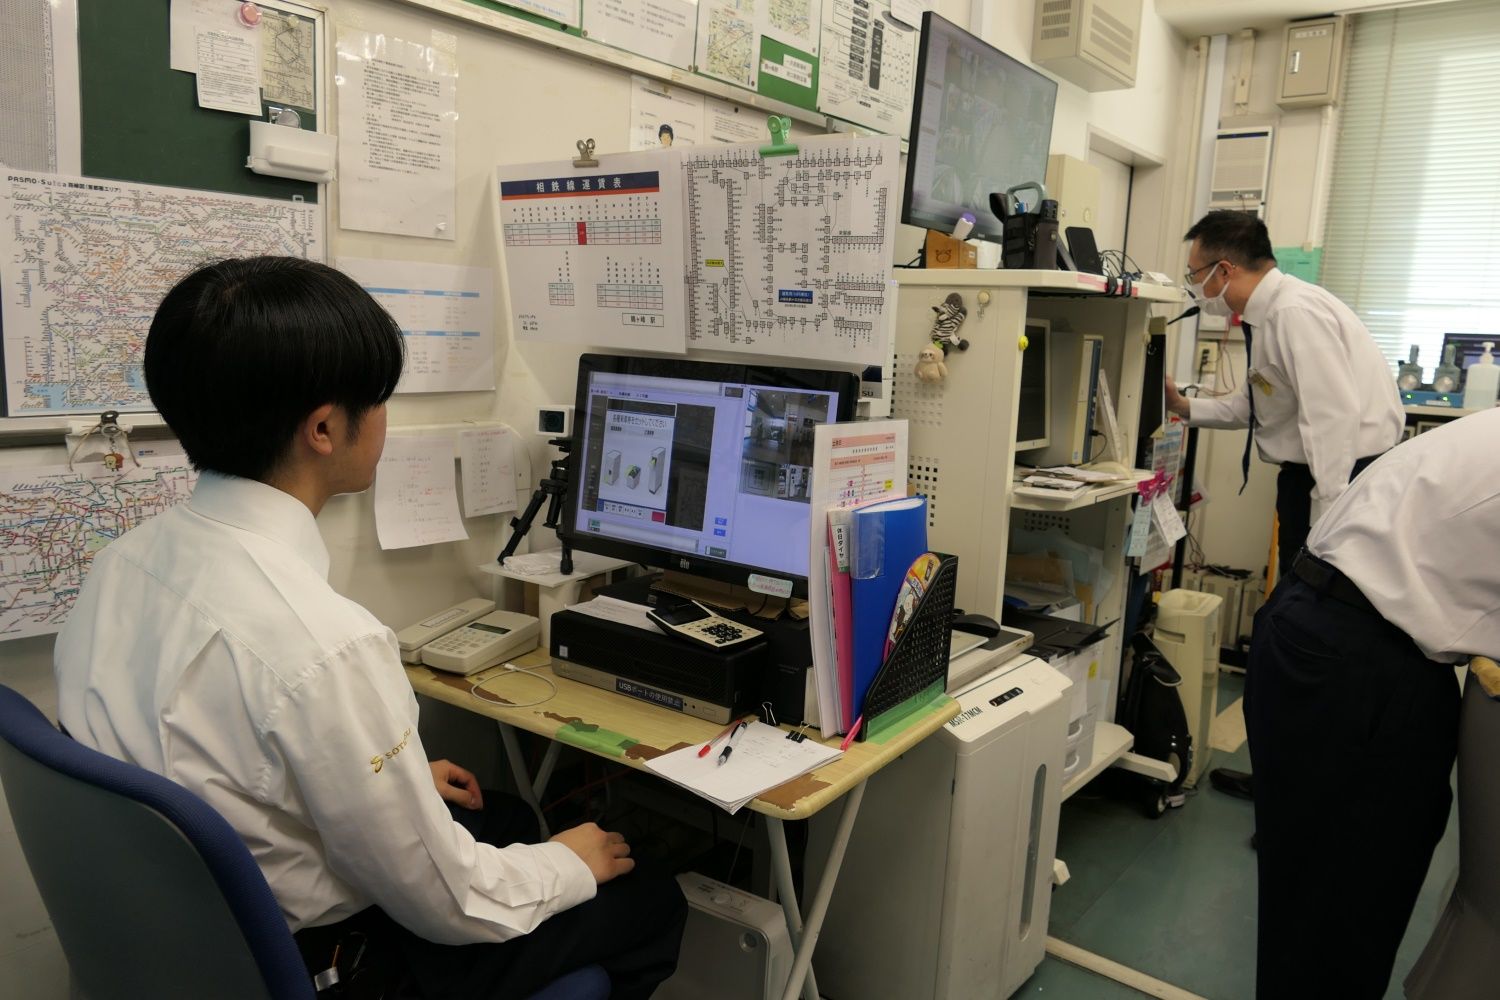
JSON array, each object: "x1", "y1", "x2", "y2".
[
  {"x1": 929, "y1": 292, "x2": 970, "y2": 354},
  {"x1": 915, "y1": 344, "x2": 948, "y2": 383}
]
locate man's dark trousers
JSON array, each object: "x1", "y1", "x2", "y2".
[{"x1": 1244, "y1": 565, "x2": 1458, "y2": 998}]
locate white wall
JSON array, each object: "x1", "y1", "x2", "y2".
[{"x1": 0, "y1": 1, "x2": 1198, "y2": 993}]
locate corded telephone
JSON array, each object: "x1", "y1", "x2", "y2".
[{"x1": 396, "y1": 598, "x2": 541, "y2": 675}]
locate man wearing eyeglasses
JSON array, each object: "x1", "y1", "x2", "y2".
[
  {"x1": 1166, "y1": 210, "x2": 1402, "y2": 578},
  {"x1": 1164, "y1": 210, "x2": 1403, "y2": 802}
]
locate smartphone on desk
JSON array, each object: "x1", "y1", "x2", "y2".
[{"x1": 396, "y1": 598, "x2": 541, "y2": 675}]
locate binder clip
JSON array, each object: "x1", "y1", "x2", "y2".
[
  {"x1": 572, "y1": 138, "x2": 598, "y2": 169},
  {"x1": 759, "y1": 115, "x2": 798, "y2": 158}
]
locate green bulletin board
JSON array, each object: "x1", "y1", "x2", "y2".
[{"x1": 78, "y1": 0, "x2": 319, "y2": 202}]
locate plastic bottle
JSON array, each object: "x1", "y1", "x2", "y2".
[
  {"x1": 1433, "y1": 344, "x2": 1462, "y2": 394},
  {"x1": 1463, "y1": 342, "x2": 1500, "y2": 409},
  {"x1": 1396, "y1": 345, "x2": 1423, "y2": 390}
]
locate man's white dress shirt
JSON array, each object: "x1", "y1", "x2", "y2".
[
  {"x1": 55, "y1": 472, "x2": 595, "y2": 943},
  {"x1": 1308, "y1": 408, "x2": 1500, "y2": 664},
  {"x1": 1187, "y1": 268, "x2": 1404, "y2": 521}
]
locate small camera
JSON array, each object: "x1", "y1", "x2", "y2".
[{"x1": 536, "y1": 405, "x2": 574, "y2": 438}]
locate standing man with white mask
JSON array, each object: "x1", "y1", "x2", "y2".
[{"x1": 1164, "y1": 210, "x2": 1404, "y2": 799}]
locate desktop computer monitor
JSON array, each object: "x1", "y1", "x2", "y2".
[
  {"x1": 902, "y1": 11, "x2": 1058, "y2": 243},
  {"x1": 562, "y1": 354, "x2": 859, "y2": 598},
  {"x1": 1016, "y1": 319, "x2": 1051, "y2": 449}
]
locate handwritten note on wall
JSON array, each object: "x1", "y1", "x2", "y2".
[{"x1": 374, "y1": 434, "x2": 469, "y2": 550}]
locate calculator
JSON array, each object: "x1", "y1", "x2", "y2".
[{"x1": 646, "y1": 601, "x2": 764, "y2": 650}]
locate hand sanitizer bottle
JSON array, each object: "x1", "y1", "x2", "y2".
[
  {"x1": 1397, "y1": 345, "x2": 1423, "y2": 390},
  {"x1": 1463, "y1": 342, "x2": 1500, "y2": 409},
  {"x1": 1433, "y1": 344, "x2": 1462, "y2": 394}
]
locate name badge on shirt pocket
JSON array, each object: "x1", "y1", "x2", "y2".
[{"x1": 1248, "y1": 369, "x2": 1274, "y2": 395}]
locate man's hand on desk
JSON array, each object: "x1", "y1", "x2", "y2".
[
  {"x1": 551, "y1": 823, "x2": 635, "y2": 884},
  {"x1": 1166, "y1": 377, "x2": 1192, "y2": 418},
  {"x1": 430, "y1": 759, "x2": 484, "y2": 810}
]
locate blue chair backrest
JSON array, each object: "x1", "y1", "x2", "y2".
[{"x1": 0, "y1": 684, "x2": 314, "y2": 999}]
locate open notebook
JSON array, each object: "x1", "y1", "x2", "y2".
[{"x1": 643, "y1": 721, "x2": 842, "y2": 814}]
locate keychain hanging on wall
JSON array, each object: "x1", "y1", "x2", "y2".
[{"x1": 67, "y1": 410, "x2": 139, "y2": 473}]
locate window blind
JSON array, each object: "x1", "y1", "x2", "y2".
[{"x1": 1321, "y1": 0, "x2": 1500, "y2": 377}]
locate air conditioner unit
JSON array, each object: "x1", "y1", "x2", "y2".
[
  {"x1": 1208, "y1": 126, "x2": 1274, "y2": 215},
  {"x1": 1154, "y1": 589, "x2": 1222, "y2": 789},
  {"x1": 1032, "y1": 0, "x2": 1142, "y2": 92},
  {"x1": 656, "y1": 874, "x2": 792, "y2": 1000}
]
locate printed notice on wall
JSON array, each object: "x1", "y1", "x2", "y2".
[
  {"x1": 496, "y1": 148, "x2": 687, "y2": 353},
  {"x1": 585, "y1": 0, "x2": 696, "y2": 69},
  {"x1": 374, "y1": 435, "x2": 469, "y2": 550},
  {"x1": 458, "y1": 427, "x2": 519, "y2": 517},
  {"x1": 195, "y1": 29, "x2": 263, "y2": 115},
  {"x1": 818, "y1": 0, "x2": 918, "y2": 134},
  {"x1": 336, "y1": 25, "x2": 458, "y2": 241},
  {"x1": 629, "y1": 76, "x2": 703, "y2": 151},
  {"x1": 337, "y1": 257, "x2": 495, "y2": 394}
]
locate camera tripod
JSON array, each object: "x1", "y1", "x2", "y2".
[{"x1": 497, "y1": 437, "x2": 574, "y2": 576}]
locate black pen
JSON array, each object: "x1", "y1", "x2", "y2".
[{"x1": 717, "y1": 720, "x2": 748, "y2": 765}]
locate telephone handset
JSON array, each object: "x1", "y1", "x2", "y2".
[{"x1": 396, "y1": 598, "x2": 541, "y2": 675}]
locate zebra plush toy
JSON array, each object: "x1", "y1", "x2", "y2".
[{"x1": 929, "y1": 292, "x2": 969, "y2": 354}]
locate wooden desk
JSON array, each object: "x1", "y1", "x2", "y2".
[{"x1": 408, "y1": 649, "x2": 958, "y2": 1000}]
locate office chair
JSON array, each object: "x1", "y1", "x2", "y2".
[
  {"x1": 0, "y1": 684, "x2": 609, "y2": 1000},
  {"x1": 1404, "y1": 661, "x2": 1500, "y2": 1000}
]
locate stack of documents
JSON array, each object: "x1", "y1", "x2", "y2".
[{"x1": 643, "y1": 722, "x2": 843, "y2": 814}]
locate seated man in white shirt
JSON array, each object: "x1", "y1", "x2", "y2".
[
  {"x1": 1244, "y1": 411, "x2": 1500, "y2": 998},
  {"x1": 54, "y1": 256, "x2": 686, "y2": 998}
]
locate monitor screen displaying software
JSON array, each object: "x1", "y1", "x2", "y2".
[
  {"x1": 571, "y1": 364, "x2": 847, "y2": 584},
  {"x1": 903, "y1": 12, "x2": 1058, "y2": 242}
]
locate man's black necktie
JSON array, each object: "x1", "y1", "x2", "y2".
[{"x1": 1240, "y1": 321, "x2": 1255, "y2": 494}]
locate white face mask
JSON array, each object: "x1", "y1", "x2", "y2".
[{"x1": 1188, "y1": 262, "x2": 1231, "y2": 317}]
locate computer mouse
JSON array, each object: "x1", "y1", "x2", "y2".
[{"x1": 951, "y1": 613, "x2": 1001, "y2": 638}]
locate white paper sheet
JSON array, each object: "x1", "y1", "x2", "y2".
[
  {"x1": 336, "y1": 26, "x2": 458, "y2": 240},
  {"x1": 807, "y1": 420, "x2": 909, "y2": 736},
  {"x1": 374, "y1": 435, "x2": 469, "y2": 550},
  {"x1": 818, "y1": 0, "x2": 919, "y2": 135},
  {"x1": 335, "y1": 258, "x2": 495, "y2": 394},
  {"x1": 1151, "y1": 490, "x2": 1187, "y2": 546},
  {"x1": 629, "y1": 76, "x2": 704, "y2": 151},
  {"x1": 458, "y1": 427, "x2": 518, "y2": 517},
  {"x1": 585, "y1": 0, "x2": 697, "y2": 69},
  {"x1": 2, "y1": 169, "x2": 324, "y2": 415},
  {"x1": 682, "y1": 135, "x2": 900, "y2": 367},
  {"x1": 696, "y1": 0, "x2": 758, "y2": 88},
  {"x1": 566, "y1": 596, "x2": 665, "y2": 634},
  {"x1": 505, "y1": 0, "x2": 581, "y2": 29},
  {"x1": 644, "y1": 721, "x2": 842, "y2": 813},
  {"x1": 497, "y1": 149, "x2": 687, "y2": 353},
  {"x1": 195, "y1": 29, "x2": 264, "y2": 115},
  {"x1": 170, "y1": 0, "x2": 249, "y2": 72},
  {"x1": 0, "y1": 0, "x2": 81, "y2": 173},
  {"x1": 703, "y1": 96, "x2": 764, "y2": 143}
]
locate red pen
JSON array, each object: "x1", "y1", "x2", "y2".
[
  {"x1": 698, "y1": 716, "x2": 748, "y2": 757},
  {"x1": 839, "y1": 716, "x2": 863, "y2": 751}
]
